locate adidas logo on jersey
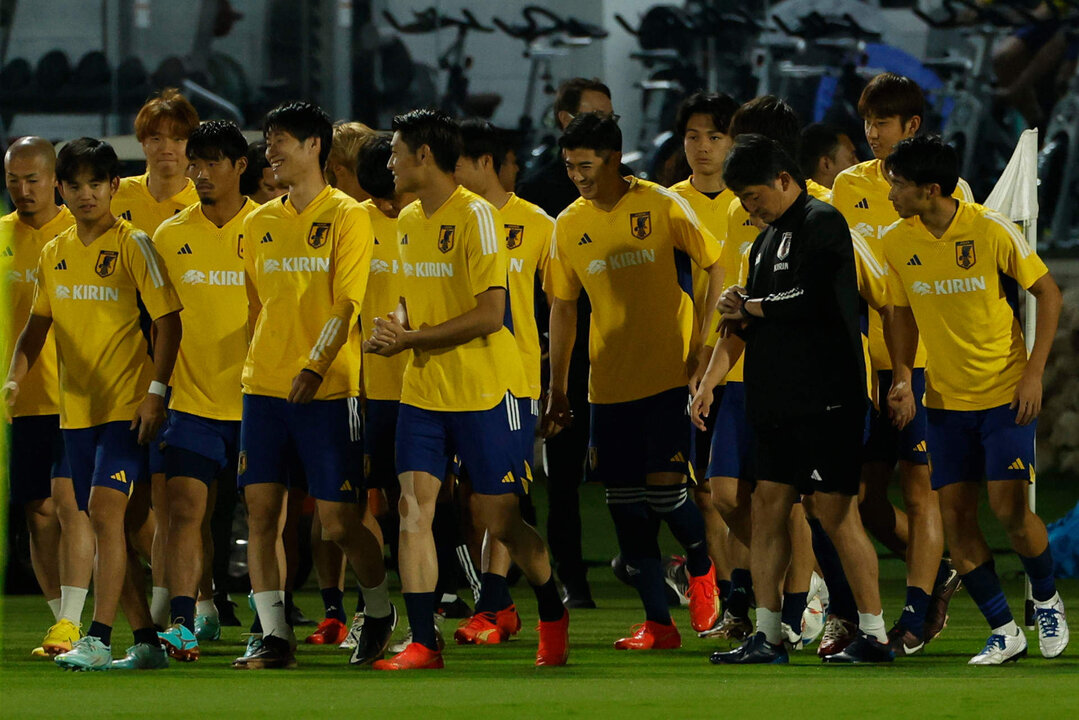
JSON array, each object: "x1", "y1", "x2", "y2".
[
  {"x1": 907, "y1": 255, "x2": 922, "y2": 266},
  {"x1": 260, "y1": 232, "x2": 273, "y2": 244},
  {"x1": 578, "y1": 233, "x2": 593, "y2": 246},
  {"x1": 177, "y1": 243, "x2": 193, "y2": 255},
  {"x1": 1008, "y1": 458, "x2": 1026, "y2": 471},
  {"x1": 110, "y1": 470, "x2": 128, "y2": 484},
  {"x1": 914, "y1": 441, "x2": 927, "y2": 453},
  {"x1": 54, "y1": 259, "x2": 68, "y2": 270},
  {"x1": 855, "y1": 198, "x2": 870, "y2": 209},
  {"x1": 742, "y1": 218, "x2": 753, "y2": 226},
  {"x1": 119, "y1": 210, "x2": 132, "y2": 221},
  {"x1": 400, "y1": 234, "x2": 409, "y2": 245},
  {"x1": 1, "y1": 246, "x2": 12, "y2": 257},
  {"x1": 811, "y1": 469, "x2": 823, "y2": 482}
]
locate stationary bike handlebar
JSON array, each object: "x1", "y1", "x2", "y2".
[
  {"x1": 382, "y1": 7, "x2": 493, "y2": 35},
  {"x1": 492, "y1": 6, "x2": 607, "y2": 43}
]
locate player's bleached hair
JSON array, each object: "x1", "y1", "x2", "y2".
[
  {"x1": 722, "y1": 134, "x2": 805, "y2": 193},
  {"x1": 459, "y1": 118, "x2": 506, "y2": 174},
  {"x1": 134, "y1": 87, "x2": 199, "y2": 141},
  {"x1": 675, "y1": 91, "x2": 739, "y2": 138},
  {"x1": 355, "y1": 134, "x2": 395, "y2": 200},
  {"x1": 858, "y1": 72, "x2": 925, "y2": 124},
  {"x1": 326, "y1": 121, "x2": 378, "y2": 186},
  {"x1": 728, "y1": 96, "x2": 801, "y2": 160},
  {"x1": 187, "y1": 119, "x2": 248, "y2": 163},
  {"x1": 56, "y1": 137, "x2": 121, "y2": 184},
  {"x1": 262, "y1": 101, "x2": 334, "y2": 168},
  {"x1": 884, "y1": 135, "x2": 958, "y2": 196},
  {"x1": 558, "y1": 112, "x2": 622, "y2": 155},
  {"x1": 391, "y1": 108, "x2": 462, "y2": 174}
]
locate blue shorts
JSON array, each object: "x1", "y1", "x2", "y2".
[
  {"x1": 9, "y1": 414, "x2": 70, "y2": 506},
  {"x1": 63, "y1": 421, "x2": 147, "y2": 511},
  {"x1": 693, "y1": 387, "x2": 720, "y2": 476},
  {"x1": 161, "y1": 411, "x2": 240, "y2": 484},
  {"x1": 517, "y1": 397, "x2": 540, "y2": 473},
  {"x1": 864, "y1": 368, "x2": 928, "y2": 465},
  {"x1": 396, "y1": 392, "x2": 527, "y2": 496},
  {"x1": 148, "y1": 387, "x2": 171, "y2": 477},
  {"x1": 238, "y1": 395, "x2": 363, "y2": 502},
  {"x1": 588, "y1": 386, "x2": 693, "y2": 488},
  {"x1": 926, "y1": 404, "x2": 1036, "y2": 490},
  {"x1": 364, "y1": 399, "x2": 399, "y2": 490},
  {"x1": 706, "y1": 382, "x2": 755, "y2": 481}
]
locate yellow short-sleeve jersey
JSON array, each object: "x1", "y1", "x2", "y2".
[
  {"x1": 545, "y1": 177, "x2": 721, "y2": 404},
  {"x1": 832, "y1": 159, "x2": 973, "y2": 371},
  {"x1": 500, "y1": 193, "x2": 553, "y2": 400},
  {"x1": 396, "y1": 186, "x2": 529, "y2": 411},
  {"x1": 2, "y1": 208, "x2": 74, "y2": 417},
  {"x1": 242, "y1": 186, "x2": 372, "y2": 401},
  {"x1": 667, "y1": 180, "x2": 733, "y2": 342},
  {"x1": 154, "y1": 200, "x2": 257, "y2": 420},
  {"x1": 30, "y1": 219, "x2": 182, "y2": 429},
  {"x1": 359, "y1": 200, "x2": 408, "y2": 402},
  {"x1": 112, "y1": 173, "x2": 199, "y2": 236},
  {"x1": 883, "y1": 202, "x2": 1047, "y2": 411}
]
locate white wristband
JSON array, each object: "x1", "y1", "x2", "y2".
[{"x1": 148, "y1": 381, "x2": 168, "y2": 397}]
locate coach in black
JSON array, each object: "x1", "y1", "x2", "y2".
[{"x1": 707, "y1": 135, "x2": 892, "y2": 665}]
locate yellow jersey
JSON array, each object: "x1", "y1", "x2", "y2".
[
  {"x1": 359, "y1": 200, "x2": 408, "y2": 402},
  {"x1": 547, "y1": 177, "x2": 722, "y2": 404},
  {"x1": 832, "y1": 159, "x2": 973, "y2": 371},
  {"x1": 30, "y1": 219, "x2": 182, "y2": 429},
  {"x1": 499, "y1": 193, "x2": 553, "y2": 400},
  {"x1": 112, "y1": 173, "x2": 199, "y2": 236},
  {"x1": 882, "y1": 202, "x2": 1048, "y2": 411},
  {"x1": 2, "y1": 208, "x2": 74, "y2": 417},
  {"x1": 154, "y1": 199, "x2": 257, "y2": 421},
  {"x1": 396, "y1": 186, "x2": 529, "y2": 411},
  {"x1": 242, "y1": 186, "x2": 372, "y2": 401}
]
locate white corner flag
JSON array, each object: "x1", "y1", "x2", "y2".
[{"x1": 983, "y1": 128, "x2": 1040, "y2": 627}]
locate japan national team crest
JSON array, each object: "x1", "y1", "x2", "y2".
[
  {"x1": 95, "y1": 250, "x2": 118, "y2": 278},
  {"x1": 630, "y1": 211, "x2": 651, "y2": 239},
  {"x1": 777, "y1": 232, "x2": 792, "y2": 261},
  {"x1": 438, "y1": 225, "x2": 456, "y2": 253},
  {"x1": 955, "y1": 239, "x2": 976, "y2": 269},
  {"x1": 308, "y1": 222, "x2": 332, "y2": 249},
  {"x1": 506, "y1": 224, "x2": 524, "y2": 249}
]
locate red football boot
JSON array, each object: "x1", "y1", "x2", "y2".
[
  {"x1": 614, "y1": 620, "x2": 681, "y2": 650},
  {"x1": 536, "y1": 610, "x2": 569, "y2": 666},
  {"x1": 372, "y1": 642, "x2": 444, "y2": 670},
  {"x1": 305, "y1": 618, "x2": 348, "y2": 645},
  {"x1": 686, "y1": 564, "x2": 721, "y2": 633}
]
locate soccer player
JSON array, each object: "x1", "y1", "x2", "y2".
[
  {"x1": 697, "y1": 134, "x2": 892, "y2": 665},
  {"x1": 798, "y1": 123, "x2": 858, "y2": 190},
  {"x1": 545, "y1": 112, "x2": 724, "y2": 649},
  {"x1": 149, "y1": 120, "x2": 256, "y2": 661},
  {"x1": 452, "y1": 118, "x2": 553, "y2": 645},
  {"x1": 831, "y1": 73, "x2": 970, "y2": 654},
  {"x1": 366, "y1": 109, "x2": 568, "y2": 670},
  {"x1": 112, "y1": 87, "x2": 200, "y2": 628},
  {"x1": 233, "y1": 101, "x2": 395, "y2": 670},
  {"x1": 883, "y1": 135, "x2": 1067, "y2": 665},
  {"x1": 3, "y1": 137, "x2": 92, "y2": 658},
  {"x1": 667, "y1": 91, "x2": 740, "y2": 613},
  {"x1": 5, "y1": 137, "x2": 183, "y2": 670},
  {"x1": 325, "y1": 121, "x2": 377, "y2": 203}
]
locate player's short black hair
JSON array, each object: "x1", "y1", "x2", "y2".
[
  {"x1": 728, "y1": 96, "x2": 801, "y2": 159},
  {"x1": 239, "y1": 141, "x2": 270, "y2": 196},
  {"x1": 675, "y1": 91, "x2": 739, "y2": 138},
  {"x1": 554, "y1": 78, "x2": 612, "y2": 125},
  {"x1": 798, "y1": 123, "x2": 844, "y2": 179},
  {"x1": 391, "y1": 108, "x2": 462, "y2": 174},
  {"x1": 262, "y1": 101, "x2": 333, "y2": 168},
  {"x1": 883, "y1": 135, "x2": 958, "y2": 196},
  {"x1": 186, "y1": 119, "x2": 248, "y2": 163},
  {"x1": 459, "y1": 118, "x2": 505, "y2": 174},
  {"x1": 723, "y1": 134, "x2": 805, "y2": 192},
  {"x1": 858, "y1": 72, "x2": 924, "y2": 124},
  {"x1": 558, "y1": 112, "x2": 622, "y2": 155},
  {"x1": 356, "y1": 134, "x2": 395, "y2": 201},
  {"x1": 55, "y1": 137, "x2": 120, "y2": 184}
]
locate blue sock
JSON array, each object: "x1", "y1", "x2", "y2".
[
  {"x1": 728, "y1": 568, "x2": 752, "y2": 619},
  {"x1": 133, "y1": 627, "x2": 160, "y2": 647},
  {"x1": 170, "y1": 595, "x2": 197, "y2": 631},
  {"x1": 646, "y1": 484, "x2": 711, "y2": 577},
  {"x1": 634, "y1": 556, "x2": 672, "y2": 624},
  {"x1": 476, "y1": 573, "x2": 510, "y2": 614},
  {"x1": 1019, "y1": 547, "x2": 1057, "y2": 602},
  {"x1": 403, "y1": 592, "x2": 439, "y2": 650},
  {"x1": 899, "y1": 586, "x2": 930, "y2": 637},
  {"x1": 88, "y1": 621, "x2": 112, "y2": 646},
  {"x1": 320, "y1": 587, "x2": 346, "y2": 622},
  {"x1": 608, "y1": 495, "x2": 670, "y2": 624},
  {"x1": 781, "y1": 591, "x2": 809, "y2": 630},
  {"x1": 809, "y1": 518, "x2": 857, "y2": 622},
  {"x1": 962, "y1": 561, "x2": 1013, "y2": 629}
]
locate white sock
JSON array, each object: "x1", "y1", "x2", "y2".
[
  {"x1": 858, "y1": 611, "x2": 887, "y2": 644},
  {"x1": 59, "y1": 586, "x2": 88, "y2": 624},
  {"x1": 47, "y1": 598, "x2": 62, "y2": 621},
  {"x1": 993, "y1": 620, "x2": 1020, "y2": 637},
  {"x1": 361, "y1": 579, "x2": 392, "y2": 619},
  {"x1": 196, "y1": 599, "x2": 219, "y2": 618},
  {"x1": 150, "y1": 586, "x2": 170, "y2": 627},
  {"x1": 756, "y1": 607, "x2": 783, "y2": 645},
  {"x1": 253, "y1": 590, "x2": 288, "y2": 639}
]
